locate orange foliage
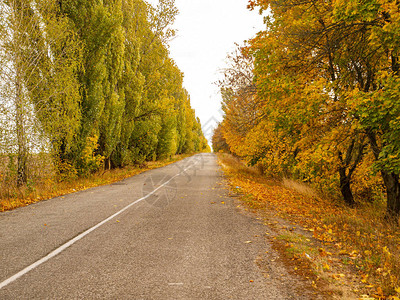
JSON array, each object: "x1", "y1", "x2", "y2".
[{"x1": 219, "y1": 153, "x2": 400, "y2": 298}]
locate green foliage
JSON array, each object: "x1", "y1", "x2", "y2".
[
  {"x1": 129, "y1": 118, "x2": 161, "y2": 163},
  {"x1": 355, "y1": 74, "x2": 400, "y2": 174},
  {"x1": 78, "y1": 135, "x2": 105, "y2": 175},
  {"x1": 0, "y1": 0, "x2": 208, "y2": 188}
]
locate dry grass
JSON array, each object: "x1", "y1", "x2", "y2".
[
  {"x1": 283, "y1": 178, "x2": 319, "y2": 199},
  {"x1": 217, "y1": 154, "x2": 262, "y2": 177},
  {"x1": 0, "y1": 154, "x2": 191, "y2": 212},
  {"x1": 218, "y1": 153, "x2": 400, "y2": 299}
]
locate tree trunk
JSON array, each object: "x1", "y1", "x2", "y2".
[
  {"x1": 16, "y1": 78, "x2": 27, "y2": 186},
  {"x1": 367, "y1": 131, "x2": 400, "y2": 222},
  {"x1": 339, "y1": 167, "x2": 355, "y2": 207},
  {"x1": 337, "y1": 137, "x2": 365, "y2": 207},
  {"x1": 14, "y1": 32, "x2": 27, "y2": 187},
  {"x1": 381, "y1": 171, "x2": 400, "y2": 221},
  {"x1": 104, "y1": 157, "x2": 111, "y2": 170}
]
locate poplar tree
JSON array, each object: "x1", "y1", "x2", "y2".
[
  {"x1": 99, "y1": 0, "x2": 125, "y2": 169},
  {"x1": 0, "y1": 0, "x2": 209, "y2": 190}
]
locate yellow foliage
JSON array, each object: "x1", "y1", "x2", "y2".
[
  {"x1": 219, "y1": 153, "x2": 400, "y2": 298},
  {"x1": 80, "y1": 135, "x2": 105, "y2": 175}
]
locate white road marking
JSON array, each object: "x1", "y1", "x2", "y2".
[{"x1": 0, "y1": 157, "x2": 200, "y2": 290}]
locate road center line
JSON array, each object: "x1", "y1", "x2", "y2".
[{"x1": 0, "y1": 158, "x2": 199, "y2": 290}]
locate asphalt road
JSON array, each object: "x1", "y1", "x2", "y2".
[{"x1": 0, "y1": 154, "x2": 315, "y2": 299}]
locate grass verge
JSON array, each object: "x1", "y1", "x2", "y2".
[
  {"x1": 218, "y1": 153, "x2": 400, "y2": 300},
  {"x1": 0, "y1": 154, "x2": 192, "y2": 212}
]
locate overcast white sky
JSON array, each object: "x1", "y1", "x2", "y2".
[{"x1": 148, "y1": 0, "x2": 265, "y2": 142}]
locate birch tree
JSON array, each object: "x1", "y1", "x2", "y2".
[{"x1": 0, "y1": 0, "x2": 81, "y2": 184}]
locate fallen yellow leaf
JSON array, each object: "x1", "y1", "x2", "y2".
[
  {"x1": 364, "y1": 250, "x2": 372, "y2": 256},
  {"x1": 332, "y1": 274, "x2": 345, "y2": 280},
  {"x1": 361, "y1": 274, "x2": 368, "y2": 284},
  {"x1": 323, "y1": 263, "x2": 330, "y2": 271}
]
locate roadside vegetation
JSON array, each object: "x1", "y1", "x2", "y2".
[
  {"x1": 213, "y1": 1, "x2": 400, "y2": 297},
  {"x1": 219, "y1": 153, "x2": 400, "y2": 299},
  {"x1": 0, "y1": 0, "x2": 209, "y2": 210},
  {"x1": 216, "y1": 0, "x2": 400, "y2": 221},
  {"x1": 0, "y1": 154, "x2": 192, "y2": 212}
]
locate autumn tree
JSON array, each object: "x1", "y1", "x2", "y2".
[
  {"x1": 335, "y1": 0, "x2": 400, "y2": 219},
  {"x1": 212, "y1": 123, "x2": 230, "y2": 153},
  {"x1": 234, "y1": 0, "x2": 400, "y2": 218},
  {"x1": 243, "y1": 0, "x2": 374, "y2": 205},
  {"x1": 0, "y1": 0, "x2": 31, "y2": 186},
  {"x1": 98, "y1": 0, "x2": 125, "y2": 170},
  {"x1": 0, "y1": 0, "x2": 81, "y2": 184}
]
